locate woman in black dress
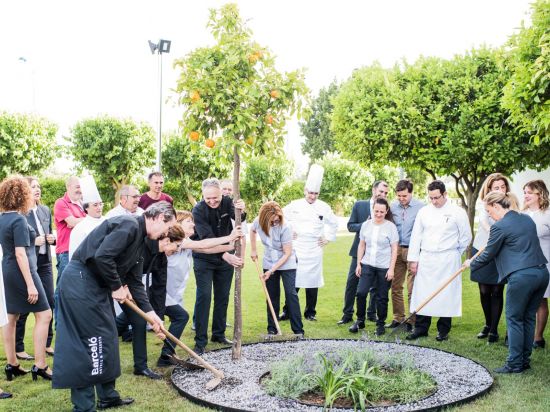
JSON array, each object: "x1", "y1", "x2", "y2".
[
  {"x1": 0, "y1": 176, "x2": 52, "y2": 381},
  {"x1": 15, "y1": 177, "x2": 56, "y2": 360}
]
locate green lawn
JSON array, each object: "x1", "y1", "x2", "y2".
[{"x1": 1, "y1": 235, "x2": 548, "y2": 411}]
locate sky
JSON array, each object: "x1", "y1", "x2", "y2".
[{"x1": 0, "y1": 0, "x2": 534, "y2": 175}]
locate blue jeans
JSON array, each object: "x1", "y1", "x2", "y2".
[
  {"x1": 54, "y1": 252, "x2": 69, "y2": 326},
  {"x1": 505, "y1": 265, "x2": 549, "y2": 369},
  {"x1": 162, "y1": 304, "x2": 189, "y2": 356}
]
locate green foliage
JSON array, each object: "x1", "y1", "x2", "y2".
[
  {"x1": 313, "y1": 354, "x2": 351, "y2": 409},
  {"x1": 503, "y1": 0, "x2": 550, "y2": 144},
  {"x1": 316, "y1": 153, "x2": 373, "y2": 215},
  {"x1": 174, "y1": 3, "x2": 309, "y2": 160},
  {"x1": 300, "y1": 81, "x2": 339, "y2": 161},
  {"x1": 262, "y1": 355, "x2": 317, "y2": 399},
  {"x1": 39, "y1": 176, "x2": 67, "y2": 210},
  {"x1": 275, "y1": 180, "x2": 305, "y2": 208},
  {"x1": 332, "y1": 47, "x2": 550, "y2": 227},
  {"x1": 240, "y1": 155, "x2": 293, "y2": 216},
  {"x1": 68, "y1": 115, "x2": 156, "y2": 202},
  {"x1": 162, "y1": 131, "x2": 232, "y2": 206},
  {"x1": 0, "y1": 111, "x2": 58, "y2": 179}
]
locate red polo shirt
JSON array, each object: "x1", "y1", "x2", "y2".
[{"x1": 53, "y1": 193, "x2": 87, "y2": 254}]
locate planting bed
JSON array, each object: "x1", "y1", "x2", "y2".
[{"x1": 171, "y1": 339, "x2": 493, "y2": 411}]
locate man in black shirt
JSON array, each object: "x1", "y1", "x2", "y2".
[
  {"x1": 192, "y1": 178, "x2": 245, "y2": 354},
  {"x1": 53, "y1": 202, "x2": 176, "y2": 411}
]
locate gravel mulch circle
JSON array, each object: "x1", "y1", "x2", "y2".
[{"x1": 171, "y1": 339, "x2": 493, "y2": 411}]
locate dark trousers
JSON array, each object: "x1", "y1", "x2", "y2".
[
  {"x1": 356, "y1": 264, "x2": 391, "y2": 326},
  {"x1": 116, "y1": 306, "x2": 147, "y2": 371},
  {"x1": 415, "y1": 315, "x2": 452, "y2": 336},
  {"x1": 294, "y1": 287, "x2": 318, "y2": 318},
  {"x1": 54, "y1": 251, "x2": 70, "y2": 325},
  {"x1": 161, "y1": 304, "x2": 189, "y2": 356},
  {"x1": 505, "y1": 266, "x2": 548, "y2": 369},
  {"x1": 342, "y1": 257, "x2": 375, "y2": 320},
  {"x1": 265, "y1": 269, "x2": 303, "y2": 334},
  {"x1": 16, "y1": 254, "x2": 55, "y2": 351},
  {"x1": 70, "y1": 380, "x2": 119, "y2": 412},
  {"x1": 193, "y1": 258, "x2": 234, "y2": 348}
]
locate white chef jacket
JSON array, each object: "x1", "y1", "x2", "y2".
[
  {"x1": 408, "y1": 201, "x2": 471, "y2": 317},
  {"x1": 68, "y1": 215, "x2": 106, "y2": 260},
  {"x1": 283, "y1": 198, "x2": 338, "y2": 288},
  {"x1": 105, "y1": 204, "x2": 144, "y2": 218}
]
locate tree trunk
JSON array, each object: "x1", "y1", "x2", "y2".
[
  {"x1": 231, "y1": 145, "x2": 243, "y2": 360},
  {"x1": 113, "y1": 178, "x2": 126, "y2": 205},
  {"x1": 185, "y1": 190, "x2": 197, "y2": 206},
  {"x1": 451, "y1": 174, "x2": 484, "y2": 257}
]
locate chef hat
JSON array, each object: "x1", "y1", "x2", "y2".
[
  {"x1": 80, "y1": 175, "x2": 102, "y2": 205},
  {"x1": 305, "y1": 164, "x2": 324, "y2": 193}
]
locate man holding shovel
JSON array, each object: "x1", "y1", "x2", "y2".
[{"x1": 406, "y1": 180, "x2": 471, "y2": 341}]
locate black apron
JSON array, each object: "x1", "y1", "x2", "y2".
[{"x1": 52, "y1": 261, "x2": 120, "y2": 389}]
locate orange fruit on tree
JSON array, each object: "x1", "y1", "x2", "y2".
[
  {"x1": 245, "y1": 136, "x2": 254, "y2": 145},
  {"x1": 265, "y1": 114, "x2": 274, "y2": 125},
  {"x1": 205, "y1": 138, "x2": 215, "y2": 148},
  {"x1": 255, "y1": 50, "x2": 263, "y2": 60},
  {"x1": 189, "y1": 131, "x2": 200, "y2": 141},
  {"x1": 190, "y1": 90, "x2": 200, "y2": 103},
  {"x1": 248, "y1": 54, "x2": 258, "y2": 64},
  {"x1": 270, "y1": 89, "x2": 280, "y2": 99}
]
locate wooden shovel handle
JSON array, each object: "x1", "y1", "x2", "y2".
[
  {"x1": 123, "y1": 299, "x2": 224, "y2": 378},
  {"x1": 413, "y1": 247, "x2": 484, "y2": 315},
  {"x1": 253, "y1": 260, "x2": 282, "y2": 335}
]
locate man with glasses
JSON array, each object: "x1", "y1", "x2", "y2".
[
  {"x1": 138, "y1": 172, "x2": 173, "y2": 210},
  {"x1": 282, "y1": 165, "x2": 338, "y2": 321},
  {"x1": 387, "y1": 179, "x2": 425, "y2": 331},
  {"x1": 338, "y1": 180, "x2": 388, "y2": 327},
  {"x1": 105, "y1": 185, "x2": 144, "y2": 218},
  {"x1": 406, "y1": 180, "x2": 471, "y2": 341}
]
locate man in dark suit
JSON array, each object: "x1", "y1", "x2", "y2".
[
  {"x1": 16, "y1": 179, "x2": 56, "y2": 360},
  {"x1": 466, "y1": 192, "x2": 548, "y2": 373},
  {"x1": 338, "y1": 180, "x2": 388, "y2": 325}
]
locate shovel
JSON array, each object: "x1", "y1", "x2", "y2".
[
  {"x1": 390, "y1": 247, "x2": 484, "y2": 335},
  {"x1": 123, "y1": 299, "x2": 224, "y2": 390},
  {"x1": 253, "y1": 260, "x2": 283, "y2": 338}
]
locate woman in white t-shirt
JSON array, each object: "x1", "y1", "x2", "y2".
[
  {"x1": 156, "y1": 211, "x2": 241, "y2": 367},
  {"x1": 349, "y1": 198, "x2": 398, "y2": 336}
]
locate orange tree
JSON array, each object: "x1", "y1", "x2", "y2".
[{"x1": 173, "y1": 3, "x2": 308, "y2": 359}]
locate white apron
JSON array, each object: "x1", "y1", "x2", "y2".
[
  {"x1": 295, "y1": 236, "x2": 324, "y2": 288},
  {"x1": 410, "y1": 249, "x2": 462, "y2": 317}
]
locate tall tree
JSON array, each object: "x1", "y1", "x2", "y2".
[
  {"x1": 332, "y1": 48, "x2": 550, "y2": 231},
  {"x1": 503, "y1": 0, "x2": 550, "y2": 144},
  {"x1": 162, "y1": 131, "x2": 232, "y2": 206},
  {"x1": 0, "y1": 112, "x2": 58, "y2": 179},
  {"x1": 68, "y1": 116, "x2": 155, "y2": 201},
  {"x1": 174, "y1": 3, "x2": 308, "y2": 359},
  {"x1": 299, "y1": 81, "x2": 339, "y2": 161}
]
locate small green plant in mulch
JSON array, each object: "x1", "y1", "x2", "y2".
[{"x1": 262, "y1": 348, "x2": 437, "y2": 411}]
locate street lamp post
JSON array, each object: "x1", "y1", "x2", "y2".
[{"x1": 148, "y1": 39, "x2": 171, "y2": 171}]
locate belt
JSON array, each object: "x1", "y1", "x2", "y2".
[{"x1": 399, "y1": 245, "x2": 409, "y2": 248}]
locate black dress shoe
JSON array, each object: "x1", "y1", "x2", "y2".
[
  {"x1": 533, "y1": 339, "x2": 546, "y2": 349},
  {"x1": 120, "y1": 330, "x2": 133, "y2": 343},
  {"x1": 406, "y1": 323, "x2": 414, "y2": 333},
  {"x1": 133, "y1": 368, "x2": 162, "y2": 380},
  {"x1": 367, "y1": 314, "x2": 377, "y2": 322},
  {"x1": 405, "y1": 330, "x2": 428, "y2": 340},
  {"x1": 349, "y1": 321, "x2": 365, "y2": 333},
  {"x1": 0, "y1": 391, "x2": 12, "y2": 399},
  {"x1": 375, "y1": 325, "x2": 385, "y2": 336},
  {"x1": 337, "y1": 318, "x2": 353, "y2": 325},
  {"x1": 211, "y1": 336, "x2": 233, "y2": 345},
  {"x1": 435, "y1": 332, "x2": 448, "y2": 342},
  {"x1": 477, "y1": 325, "x2": 490, "y2": 339},
  {"x1": 385, "y1": 320, "x2": 400, "y2": 329},
  {"x1": 487, "y1": 333, "x2": 499, "y2": 343},
  {"x1": 97, "y1": 397, "x2": 135, "y2": 410},
  {"x1": 494, "y1": 365, "x2": 523, "y2": 374},
  {"x1": 278, "y1": 311, "x2": 289, "y2": 321},
  {"x1": 157, "y1": 355, "x2": 175, "y2": 368},
  {"x1": 194, "y1": 346, "x2": 205, "y2": 356}
]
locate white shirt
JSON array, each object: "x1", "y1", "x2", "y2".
[
  {"x1": 359, "y1": 220, "x2": 399, "y2": 268},
  {"x1": 68, "y1": 215, "x2": 106, "y2": 260},
  {"x1": 408, "y1": 201, "x2": 471, "y2": 262},
  {"x1": 165, "y1": 249, "x2": 192, "y2": 307},
  {"x1": 31, "y1": 207, "x2": 47, "y2": 254},
  {"x1": 105, "y1": 204, "x2": 144, "y2": 218}
]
